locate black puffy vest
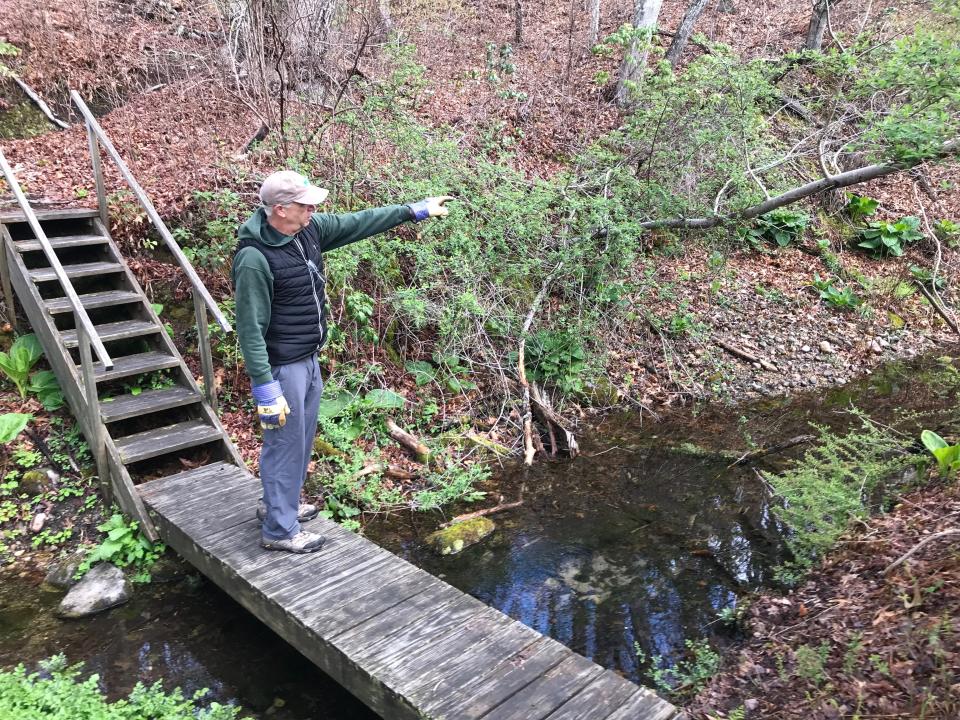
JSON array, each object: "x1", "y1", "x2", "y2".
[{"x1": 236, "y1": 221, "x2": 327, "y2": 367}]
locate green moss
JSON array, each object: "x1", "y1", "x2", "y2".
[
  {"x1": 0, "y1": 100, "x2": 52, "y2": 139},
  {"x1": 424, "y1": 516, "x2": 495, "y2": 555}
]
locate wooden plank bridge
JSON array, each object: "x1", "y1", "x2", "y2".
[{"x1": 0, "y1": 98, "x2": 684, "y2": 720}]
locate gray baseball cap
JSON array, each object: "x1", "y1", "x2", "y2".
[{"x1": 259, "y1": 170, "x2": 329, "y2": 207}]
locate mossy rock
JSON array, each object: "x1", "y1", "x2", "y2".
[
  {"x1": 20, "y1": 469, "x2": 51, "y2": 495},
  {"x1": 424, "y1": 517, "x2": 495, "y2": 556},
  {"x1": 314, "y1": 436, "x2": 347, "y2": 458}
]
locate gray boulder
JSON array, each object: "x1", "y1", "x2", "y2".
[
  {"x1": 56, "y1": 563, "x2": 131, "y2": 618},
  {"x1": 43, "y1": 550, "x2": 88, "y2": 589}
]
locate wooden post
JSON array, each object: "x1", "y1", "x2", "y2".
[
  {"x1": 194, "y1": 294, "x2": 218, "y2": 412},
  {"x1": 84, "y1": 121, "x2": 109, "y2": 231},
  {"x1": 77, "y1": 323, "x2": 112, "y2": 503},
  {"x1": 0, "y1": 225, "x2": 16, "y2": 330}
]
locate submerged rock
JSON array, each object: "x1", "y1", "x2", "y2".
[
  {"x1": 44, "y1": 550, "x2": 88, "y2": 589},
  {"x1": 425, "y1": 517, "x2": 495, "y2": 556},
  {"x1": 56, "y1": 563, "x2": 131, "y2": 618}
]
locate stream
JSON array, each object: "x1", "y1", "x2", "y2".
[{"x1": 1, "y1": 353, "x2": 956, "y2": 717}]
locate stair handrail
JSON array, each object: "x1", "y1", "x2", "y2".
[
  {"x1": 0, "y1": 149, "x2": 114, "y2": 371},
  {"x1": 69, "y1": 91, "x2": 232, "y2": 334}
]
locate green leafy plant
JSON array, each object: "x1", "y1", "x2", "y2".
[
  {"x1": 741, "y1": 209, "x2": 810, "y2": 248},
  {"x1": 0, "y1": 334, "x2": 43, "y2": 398},
  {"x1": 525, "y1": 330, "x2": 587, "y2": 394},
  {"x1": 0, "y1": 41, "x2": 19, "y2": 78},
  {"x1": 810, "y1": 274, "x2": 862, "y2": 310},
  {"x1": 645, "y1": 638, "x2": 721, "y2": 698},
  {"x1": 150, "y1": 303, "x2": 175, "y2": 338},
  {"x1": 845, "y1": 193, "x2": 880, "y2": 223},
  {"x1": 345, "y1": 291, "x2": 377, "y2": 343},
  {"x1": 909, "y1": 264, "x2": 947, "y2": 291},
  {"x1": 26, "y1": 370, "x2": 64, "y2": 410},
  {"x1": 933, "y1": 218, "x2": 959, "y2": 247},
  {"x1": 0, "y1": 414, "x2": 31, "y2": 444},
  {"x1": 77, "y1": 513, "x2": 165, "y2": 583},
  {"x1": 920, "y1": 429, "x2": 960, "y2": 478},
  {"x1": 0, "y1": 655, "x2": 239, "y2": 719},
  {"x1": 857, "y1": 216, "x2": 923, "y2": 257}
]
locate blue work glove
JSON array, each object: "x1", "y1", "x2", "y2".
[
  {"x1": 252, "y1": 380, "x2": 291, "y2": 430},
  {"x1": 407, "y1": 196, "x2": 454, "y2": 222}
]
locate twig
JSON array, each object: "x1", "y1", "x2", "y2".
[
  {"x1": 439, "y1": 499, "x2": 524, "y2": 528},
  {"x1": 12, "y1": 76, "x2": 69, "y2": 129},
  {"x1": 715, "y1": 338, "x2": 778, "y2": 372},
  {"x1": 728, "y1": 435, "x2": 816, "y2": 468},
  {"x1": 883, "y1": 529, "x2": 960, "y2": 575}
]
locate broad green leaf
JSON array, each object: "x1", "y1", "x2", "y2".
[
  {"x1": 318, "y1": 393, "x2": 353, "y2": 418},
  {"x1": 404, "y1": 360, "x2": 436, "y2": 385},
  {"x1": 921, "y1": 429, "x2": 947, "y2": 452},
  {"x1": 0, "y1": 413, "x2": 31, "y2": 443},
  {"x1": 11, "y1": 334, "x2": 43, "y2": 366},
  {"x1": 364, "y1": 388, "x2": 406, "y2": 410}
]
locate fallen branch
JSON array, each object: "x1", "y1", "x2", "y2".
[
  {"x1": 639, "y1": 139, "x2": 959, "y2": 230},
  {"x1": 716, "y1": 338, "x2": 778, "y2": 372},
  {"x1": 518, "y1": 260, "x2": 563, "y2": 465},
  {"x1": 531, "y1": 383, "x2": 579, "y2": 459},
  {"x1": 349, "y1": 462, "x2": 415, "y2": 482},
  {"x1": 385, "y1": 419, "x2": 431, "y2": 464},
  {"x1": 12, "y1": 76, "x2": 69, "y2": 129},
  {"x1": 914, "y1": 280, "x2": 960, "y2": 336},
  {"x1": 440, "y1": 499, "x2": 524, "y2": 528},
  {"x1": 883, "y1": 528, "x2": 960, "y2": 575},
  {"x1": 465, "y1": 430, "x2": 512, "y2": 456},
  {"x1": 728, "y1": 434, "x2": 816, "y2": 468}
]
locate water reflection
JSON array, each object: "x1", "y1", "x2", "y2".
[{"x1": 372, "y1": 444, "x2": 786, "y2": 684}]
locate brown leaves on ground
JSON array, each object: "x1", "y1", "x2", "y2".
[{"x1": 687, "y1": 478, "x2": 960, "y2": 720}]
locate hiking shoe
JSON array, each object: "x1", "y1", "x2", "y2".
[
  {"x1": 261, "y1": 530, "x2": 326, "y2": 554},
  {"x1": 256, "y1": 499, "x2": 319, "y2": 523}
]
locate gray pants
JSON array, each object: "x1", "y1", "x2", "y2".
[{"x1": 260, "y1": 353, "x2": 323, "y2": 541}]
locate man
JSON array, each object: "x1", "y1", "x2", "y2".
[{"x1": 232, "y1": 169, "x2": 451, "y2": 553}]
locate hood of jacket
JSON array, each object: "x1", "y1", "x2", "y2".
[{"x1": 237, "y1": 207, "x2": 296, "y2": 247}]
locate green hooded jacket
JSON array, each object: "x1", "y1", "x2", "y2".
[{"x1": 232, "y1": 205, "x2": 412, "y2": 385}]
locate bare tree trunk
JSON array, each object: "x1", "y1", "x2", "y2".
[
  {"x1": 665, "y1": 0, "x2": 710, "y2": 67},
  {"x1": 587, "y1": 0, "x2": 601, "y2": 48},
  {"x1": 805, "y1": 0, "x2": 832, "y2": 50},
  {"x1": 614, "y1": 0, "x2": 663, "y2": 107},
  {"x1": 514, "y1": 0, "x2": 523, "y2": 44}
]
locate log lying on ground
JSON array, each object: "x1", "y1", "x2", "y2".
[
  {"x1": 12, "y1": 76, "x2": 69, "y2": 129},
  {"x1": 385, "y1": 419, "x2": 431, "y2": 464},
  {"x1": 716, "y1": 338, "x2": 778, "y2": 372},
  {"x1": 350, "y1": 462, "x2": 414, "y2": 482},
  {"x1": 639, "y1": 139, "x2": 958, "y2": 231}
]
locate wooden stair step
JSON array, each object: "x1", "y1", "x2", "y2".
[
  {"x1": 100, "y1": 386, "x2": 202, "y2": 423},
  {"x1": 0, "y1": 208, "x2": 98, "y2": 223},
  {"x1": 114, "y1": 420, "x2": 223, "y2": 464},
  {"x1": 89, "y1": 351, "x2": 180, "y2": 382},
  {"x1": 15, "y1": 234, "x2": 109, "y2": 252},
  {"x1": 30, "y1": 261, "x2": 124, "y2": 282},
  {"x1": 61, "y1": 319, "x2": 160, "y2": 348},
  {"x1": 46, "y1": 290, "x2": 143, "y2": 314},
  {"x1": 138, "y1": 462, "x2": 251, "y2": 504}
]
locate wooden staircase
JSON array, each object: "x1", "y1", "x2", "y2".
[
  {"x1": 0, "y1": 206, "x2": 247, "y2": 540},
  {"x1": 0, "y1": 91, "x2": 244, "y2": 541}
]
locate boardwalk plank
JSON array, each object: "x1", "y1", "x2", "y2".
[
  {"x1": 423, "y1": 637, "x2": 570, "y2": 719},
  {"x1": 541, "y1": 675, "x2": 642, "y2": 720},
  {"x1": 603, "y1": 690, "x2": 683, "y2": 720},
  {"x1": 477, "y1": 653, "x2": 605, "y2": 720}
]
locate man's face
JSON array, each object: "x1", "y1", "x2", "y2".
[{"x1": 283, "y1": 201, "x2": 316, "y2": 231}]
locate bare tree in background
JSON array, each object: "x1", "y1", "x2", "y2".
[
  {"x1": 515, "y1": 0, "x2": 523, "y2": 44},
  {"x1": 220, "y1": 0, "x2": 340, "y2": 136},
  {"x1": 665, "y1": 0, "x2": 710, "y2": 67},
  {"x1": 804, "y1": 0, "x2": 845, "y2": 51},
  {"x1": 587, "y1": 0, "x2": 601, "y2": 48},
  {"x1": 615, "y1": 0, "x2": 662, "y2": 107}
]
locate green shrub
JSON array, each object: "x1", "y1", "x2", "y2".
[
  {"x1": 810, "y1": 274, "x2": 862, "y2": 310},
  {"x1": 77, "y1": 513, "x2": 165, "y2": 583},
  {"x1": 857, "y1": 216, "x2": 923, "y2": 257},
  {"x1": 741, "y1": 209, "x2": 810, "y2": 248},
  {"x1": 0, "y1": 655, "x2": 239, "y2": 719},
  {"x1": 845, "y1": 194, "x2": 880, "y2": 223},
  {"x1": 764, "y1": 413, "x2": 920, "y2": 584},
  {"x1": 525, "y1": 330, "x2": 588, "y2": 394},
  {"x1": 933, "y1": 218, "x2": 960, "y2": 247},
  {"x1": 0, "y1": 334, "x2": 43, "y2": 399},
  {"x1": 921, "y1": 429, "x2": 960, "y2": 478}
]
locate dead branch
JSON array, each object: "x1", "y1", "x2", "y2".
[
  {"x1": 518, "y1": 261, "x2": 563, "y2": 465},
  {"x1": 531, "y1": 383, "x2": 579, "y2": 459},
  {"x1": 728, "y1": 435, "x2": 816, "y2": 468},
  {"x1": 639, "y1": 139, "x2": 959, "y2": 230},
  {"x1": 716, "y1": 338, "x2": 778, "y2": 372},
  {"x1": 12, "y1": 76, "x2": 69, "y2": 129},
  {"x1": 440, "y1": 499, "x2": 524, "y2": 528},
  {"x1": 385, "y1": 419, "x2": 431, "y2": 464},
  {"x1": 914, "y1": 281, "x2": 960, "y2": 336},
  {"x1": 883, "y1": 529, "x2": 960, "y2": 575}
]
